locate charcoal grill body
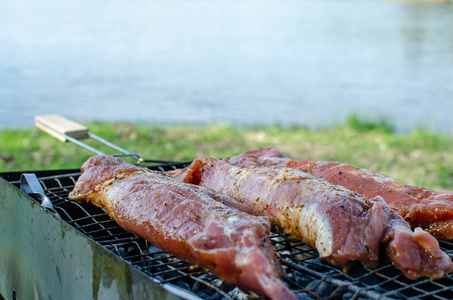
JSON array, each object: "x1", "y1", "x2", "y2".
[{"x1": 1, "y1": 167, "x2": 453, "y2": 300}]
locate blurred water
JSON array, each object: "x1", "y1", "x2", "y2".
[{"x1": 1, "y1": 0, "x2": 453, "y2": 133}]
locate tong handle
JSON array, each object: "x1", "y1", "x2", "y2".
[
  {"x1": 34, "y1": 114, "x2": 139, "y2": 160},
  {"x1": 35, "y1": 114, "x2": 178, "y2": 165},
  {"x1": 35, "y1": 114, "x2": 133, "y2": 156},
  {"x1": 35, "y1": 114, "x2": 89, "y2": 142},
  {"x1": 35, "y1": 114, "x2": 105, "y2": 155}
]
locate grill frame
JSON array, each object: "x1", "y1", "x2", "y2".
[{"x1": 1, "y1": 165, "x2": 453, "y2": 300}]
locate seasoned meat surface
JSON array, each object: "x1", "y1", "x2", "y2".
[
  {"x1": 230, "y1": 147, "x2": 453, "y2": 241},
  {"x1": 69, "y1": 155, "x2": 296, "y2": 300},
  {"x1": 170, "y1": 156, "x2": 453, "y2": 280}
]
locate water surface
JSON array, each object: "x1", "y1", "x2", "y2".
[{"x1": 1, "y1": 0, "x2": 452, "y2": 134}]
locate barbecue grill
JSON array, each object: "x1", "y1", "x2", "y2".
[
  {"x1": 2, "y1": 165, "x2": 453, "y2": 300},
  {"x1": 1, "y1": 115, "x2": 453, "y2": 299}
]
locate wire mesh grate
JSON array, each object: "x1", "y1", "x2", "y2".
[{"x1": 6, "y1": 165, "x2": 453, "y2": 300}]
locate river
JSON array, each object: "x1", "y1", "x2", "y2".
[{"x1": 1, "y1": 0, "x2": 453, "y2": 134}]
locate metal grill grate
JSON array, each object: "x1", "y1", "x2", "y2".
[{"x1": 7, "y1": 166, "x2": 453, "y2": 300}]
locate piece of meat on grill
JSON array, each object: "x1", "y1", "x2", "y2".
[
  {"x1": 169, "y1": 157, "x2": 453, "y2": 280},
  {"x1": 229, "y1": 147, "x2": 453, "y2": 241},
  {"x1": 68, "y1": 155, "x2": 297, "y2": 300}
]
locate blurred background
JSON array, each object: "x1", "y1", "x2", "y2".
[{"x1": 1, "y1": 0, "x2": 453, "y2": 134}]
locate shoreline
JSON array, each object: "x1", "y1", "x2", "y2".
[{"x1": 2, "y1": 115, "x2": 453, "y2": 191}]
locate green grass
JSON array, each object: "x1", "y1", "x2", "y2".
[{"x1": 1, "y1": 115, "x2": 453, "y2": 191}]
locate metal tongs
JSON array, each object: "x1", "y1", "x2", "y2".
[
  {"x1": 20, "y1": 173, "x2": 60, "y2": 217},
  {"x1": 35, "y1": 114, "x2": 175, "y2": 165}
]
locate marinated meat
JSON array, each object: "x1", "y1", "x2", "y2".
[
  {"x1": 229, "y1": 147, "x2": 453, "y2": 241},
  {"x1": 68, "y1": 155, "x2": 296, "y2": 300},
  {"x1": 170, "y1": 157, "x2": 453, "y2": 280}
]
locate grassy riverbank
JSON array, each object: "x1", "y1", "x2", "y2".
[{"x1": 1, "y1": 114, "x2": 453, "y2": 191}]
